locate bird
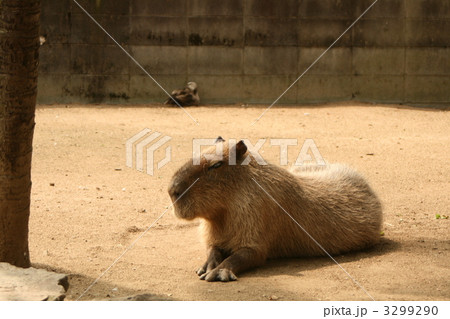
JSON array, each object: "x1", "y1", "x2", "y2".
[{"x1": 164, "y1": 82, "x2": 200, "y2": 106}]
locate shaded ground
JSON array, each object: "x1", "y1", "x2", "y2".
[{"x1": 29, "y1": 104, "x2": 449, "y2": 301}]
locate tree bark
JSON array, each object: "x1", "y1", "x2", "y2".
[{"x1": 0, "y1": 0, "x2": 40, "y2": 267}]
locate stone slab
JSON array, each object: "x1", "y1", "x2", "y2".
[
  {"x1": 405, "y1": 76, "x2": 450, "y2": 103},
  {"x1": 299, "y1": 47, "x2": 352, "y2": 75},
  {"x1": 187, "y1": 75, "x2": 243, "y2": 104},
  {"x1": 39, "y1": 44, "x2": 71, "y2": 74},
  {"x1": 406, "y1": 48, "x2": 450, "y2": 75},
  {"x1": 189, "y1": 47, "x2": 242, "y2": 75},
  {"x1": 188, "y1": 17, "x2": 243, "y2": 47},
  {"x1": 188, "y1": 0, "x2": 243, "y2": 16},
  {"x1": 353, "y1": 75, "x2": 404, "y2": 103},
  {"x1": 69, "y1": 75, "x2": 130, "y2": 103},
  {"x1": 40, "y1": 12, "x2": 71, "y2": 44},
  {"x1": 298, "y1": 19, "x2": 353, "y2": 47},
  {"x1": 299, "y1": 0, "x2": 353, "y2": 19},
  {"x1": 353, "y1": 48, "x2": 405, "y2": 75},
  {"x1": 71, "y1": 0, "x2": 130, "y2": 15},
  {"x1": 297, "y1": 75, "x2": 353, "y2": 103},
  {"x1": 130, "y1": 16, "x2": 186, "y2": 46},
  {"x1": 130, "y1": 46, "x2": 186, "y2": 75},
  {"x1": 245, "y1": 17, "x2": 298, "y2": 46},
  {"x1": 131, "y1": 0, "x2": 186, "y2": 16},
  {"x1": 70, "y1": 14, "x2": 130, "y2": 45},
  {"x1": 41, "y1": 0, "x2": 70, "y2": 14},
  {"x1": 244, "y1": 47, "x2": 298, "y2": 75},
  {"x1": 0, "y1": 262, "x2": 68, "y2": 301},
  {"x1": 405, "y1": 19, "x2": 450, "y2": 47},
  {"x1": 243, "y1": 75, "x2": 298, "y2": 104},
  {"x1": 353, "y1": 18, "x2": 404, "y2": 47},
  {"x1": 37, "y1": 74, "x2": 71, "y2": 104},
  {"x1": 129, "y1": 74, "x2": 187, "y2": 103},
  {"x1": 245, "y1": 0, "x2": 298, "y2": 18},
  {"x1": 71, "y1": 44, "x2": 130, "y2": 75},
  {"x1": 355, "y1": 0, "x2": 404, "y2": 18},
  {"x1": 405, "y1": 0, "x2": 450, "y2": 18}
]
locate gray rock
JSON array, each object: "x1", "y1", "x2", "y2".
[{"x1": 0, "y1": 262, "x2": 68, "y2": 301}]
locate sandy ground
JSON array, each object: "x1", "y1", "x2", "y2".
[{"x1": 29, "y1": 103, "x2": 449, "y2": 301}]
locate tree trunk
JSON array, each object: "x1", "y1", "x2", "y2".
[{"x1": 0, "y1": 0, "x2": 40, "y2": 267}]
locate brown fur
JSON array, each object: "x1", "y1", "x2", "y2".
[
  {"x1": 164, "y1": 81, "x2": 199, "y2": 106},
  {"x1": 168, "y1": 139, "x2": 383, "y2": 281}
]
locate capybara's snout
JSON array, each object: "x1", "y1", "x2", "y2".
[
  {"x1": 168, "y1": 181, "x2": 181, "y2": 202},
  {"x1": 168, "y1": 177, "x2": 192, "y2": 203}
]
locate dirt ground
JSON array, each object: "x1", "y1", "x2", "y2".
[{"x1": 29, "y1": 103, "x2": 449, "y2": 301}]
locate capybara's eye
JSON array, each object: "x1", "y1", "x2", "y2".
[{"x1": 208, "y1": 161, "x2": 223, "y2": 170}]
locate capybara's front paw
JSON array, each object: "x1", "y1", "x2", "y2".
[
  {"x1": 196, "y1": 266, "x2": 206, "y2": 276},
  {"x1": 199, "y1": 268, "x2": 237, "y2": 282},
  {"x1": 196, "y1": 258, "x2": 221, "y2": 276}
]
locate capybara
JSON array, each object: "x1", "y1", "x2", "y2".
[
  {"x1": 164, "y1": 81, "x2": 199, "y2": 106},
  {"x1": 168, "y1": 138, "x2": 382, "y2": 281}
]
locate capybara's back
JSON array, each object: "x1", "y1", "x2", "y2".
[{"x1": 264, "y1": 163, "x2": 383, "y2": 258}]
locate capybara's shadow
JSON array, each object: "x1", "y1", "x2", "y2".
[
  {"x1": 246, "y1": 237, "x2": 399, "y2": 279},
  {"x1": 31, "y1": 263, "x2": 175, "y2": 301}
]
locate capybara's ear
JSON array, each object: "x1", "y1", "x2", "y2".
[
  {"x1": 215, "y1": 136, "x2": 225, "y2": 143},
  {"x1": 235, "y1": 140, "x2": 247, "y2": 159}
]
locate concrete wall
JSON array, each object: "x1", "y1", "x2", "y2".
[{"x1": 38, "y1": 0, "x2": 450, "y2": 106}]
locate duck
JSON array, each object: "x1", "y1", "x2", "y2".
[{"x1": 164, "y1": 82, "x2": 200, "y2": 106}]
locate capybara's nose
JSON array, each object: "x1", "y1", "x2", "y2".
[{"x1": 168, "y1": 183, "x2": 181, "y2": 201}]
